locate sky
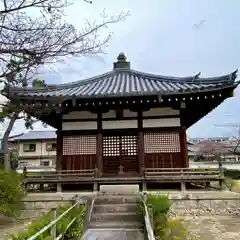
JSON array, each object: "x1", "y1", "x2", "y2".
[{"x1": 1, "y1": 0, "x2": 240, "y2": 138}]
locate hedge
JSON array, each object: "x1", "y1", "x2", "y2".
[{"x1": 0, "y1": 171, "x2": 25, "y2": 217}]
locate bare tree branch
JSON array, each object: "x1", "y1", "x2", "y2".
[
  {"x1": 0, "y1": 0, "x2": 129, "y2": 171},
  {"x1": 0, "y1": 0, "x2": 129, "y2": 80}
]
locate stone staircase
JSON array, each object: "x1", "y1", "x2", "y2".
[
  {"x1": 82, "y1": 185, "x2": 144, "y2": 239},
  {"x1": 89, "y1": 194, "x2": 143, "y2": 230}
]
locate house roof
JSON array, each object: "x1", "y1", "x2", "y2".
[
  {"x1": 2, "y1": 53, "x2": 238, "y2": 100},
  {"x1": 10, "y1": 130, "x2": 56, "y2": 141}
]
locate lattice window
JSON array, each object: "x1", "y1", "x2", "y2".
[
  {"x1": 103, "y1": 136, "x2": 120, "y2": 156},
  {"x1": 121, "y1": 136, "x2": 138, "y2": 156},
  {"x1": 103, "y1": 135, "x2": 138, "y2": 156},
  {"x1": 63, "y1": 135, "x2": 96, "y2": 155},
  {"x1": 144, "y1": 132, "x2": 180, "y2": 153}
]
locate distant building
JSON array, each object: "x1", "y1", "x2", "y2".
[
  {"x1": 187, "y1": 139, "x2": 240, "y2": 162},
  {"x1": 9, "y1": 130, "x2": 56, "y2": 169},
  {"x1": 187, "y1": 141, "x2": 198, "y2": 162},
  {"x1": 189, "y1": 137, "x2": 230, "y2": 144}
]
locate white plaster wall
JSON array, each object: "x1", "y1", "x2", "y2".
[
  {"x1": 143, "y1": 107, "x2": 179, "y2": 117},
  {"x1": 143, "y1": 118, "x2": 180, "y2": 128},
  {"x1": 62, "y1": 111, "x2": 97, "y2": 120},
  {"x1": 102, "y1": 110, "x2": 116, "y2": 118},
  {"x1": 123, "y1": 109, "x2": 138, "y2": 117},
  {"x1": 62, "y1": 121, "x2": 97, "y2": 130},
  {"x1": 102, "y1": 120, "x2": 138, "y2": 129},
  {"x1": 62, "y1": 108, "x2": 179, "y2": 121}
]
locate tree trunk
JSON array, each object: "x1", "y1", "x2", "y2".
[{"x1": 3, "y1": 113, "x2": 18, "y2": 172}]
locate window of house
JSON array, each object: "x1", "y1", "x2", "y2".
[
  {"x1": 23, "y1": 143, "x2": 36, "y2": 152},
  {"x1": 40, "y1": 160, "x2": 50, "y2": 166},
  {"x1": 19, "y1": 161, "x2": 28, "y2": 167},
  {"x1": 46, "y1": 143, "x2": 57, "y2": 151}
]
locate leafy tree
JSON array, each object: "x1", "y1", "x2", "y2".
[
  {"x1": 0, "y1": 0, "x2": 128, "y2": 171},
  {"x1": 0, "y1": 149, "x2": 18, "y2": 171},
  {"x1": 194, "y1": 140, "x2": 227, "y2": 161},
  {"x1": 1, "y1": 78, "x2": 46, "y2": 171}
]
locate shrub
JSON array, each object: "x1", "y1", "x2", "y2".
[
  {"x1": 0, "y1": 171, "x2": 25, "y2": 217},
  {"x1": 141, "y1": 193, "x2": 199, "y2": 239},
  {"x1": 157, "y1": 219, "x2": 199, "y2": 240},
  {"x1": 147, "y1": 193, "x2": 172, "y2": 217},
  {"x1": 140, "y1": 193, "x2": 172, "y2": 222},
  {"x1": 224, "y1": 169, "x2": 240, "y2": 179},
  {"x1": 11, "y1": 204, "x2": 85, "y2": 240}
]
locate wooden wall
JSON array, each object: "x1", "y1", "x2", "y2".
[
  {"x1": 62, "y1": 135, "x2": 97, "y2": 170},
  {"x1": 59, "y1": 107, "x2": 188, "y2": 172},
  {"x1": 61, "y1": 108, "x2": 181, "y2": 131},
  {"x1": 143, "y1": 131, "x2": 183, "y2": 168}
]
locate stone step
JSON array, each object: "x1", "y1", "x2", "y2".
[
  {"x1": 99, "y1": 184, "x2": 140, "y2": 195},
  {"x1": 91, "y1": 212, "x2": 141, "y2": 222},
  {"x1": 93, "y1": 203, "x2": 140, "y2": 213},
  {"x1": 95, "y1": 195, "x2": 140, "y2": 205},
  {"x1": 89, "y1": 221, "x2": 144, "y2": 229},
  {"x1": 82, "y1": 229, "x2": 144, "y2": 240}
]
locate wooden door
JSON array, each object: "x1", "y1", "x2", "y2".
[
  {"x1": 102, "y1": 134, "x2": 138, "y2": 174},
  {"x1": 120, "y1": 135, "x2": 138, "y2": 172}
]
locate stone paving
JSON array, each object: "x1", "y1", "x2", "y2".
[
  {"x1": 183, "y1": 216, "x2": 240, "y2": 240},
  {"x1": 167, "y1": 191, "x2": 240, "y2": 240}
]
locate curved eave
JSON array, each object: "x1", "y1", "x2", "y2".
[
  {"x1": 4, "y1": 69, "x2": 238, "y2": 93},
  {"x1": 3, "y1": 82, "x2": 238, "y2": 101},
  {"x1": 1, "y1": 69, "x2": 238, "y2": 101}
]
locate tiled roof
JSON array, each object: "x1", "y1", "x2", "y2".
[
  {"x1": 9, "y1": 130, "x2": 56, "y2": 141},
  {"x1": 3, "y1": 53, "x2": 238, "y2": 99}
]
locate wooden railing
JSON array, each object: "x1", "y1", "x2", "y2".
[
  {"x1": 23, "y1": 167, "x2": 223, "y2": 185},
  {"x1": 27, "y1": 197, "x2": 85, "y2": 240},
  {"x1": 141, "y1": 193, "x2": 155, "y2": 240},
  {"x1": 88, "y1": 197, "x2": 95, "y2": 223},
  {"x1": 143, "y1": 167, "x2": 223, "y2": 180},
  {"x1": 24, "y1": 169, "x2": 96, "y2": 183}
]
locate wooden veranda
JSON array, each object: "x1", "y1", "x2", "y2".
[{"x1": 23, "y1": 167, "x2": 224, "y2": 192}]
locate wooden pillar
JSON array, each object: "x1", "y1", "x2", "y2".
[
  {"x1": 97, "y1": 133, "x2": 103, "y2": 174},
  {"x1": 180, "y1": 127, "x2": 189, "y2": 168},
  {"x1": 56, "y1": 129, "x2": 63, "y2": 192},
  {"x1": 56, "y1": 130, "x2": 63, "y2": 171},
  {"x1": 138, "y1": 110, "x2": 144, "y2": 171},
  {"x1": 97, "y1": 112, "x2": 103, "y2": 174}
]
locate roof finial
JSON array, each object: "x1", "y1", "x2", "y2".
[
  {"x1": 117, "y1": 52, "x2": 126, "y2": 61},
  {"x1": 113, "y1": 52, "x2": 130, "y2": 70}
]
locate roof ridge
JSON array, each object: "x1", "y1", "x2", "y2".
[{"x1": 128, "y1": 69, "x2": 198, "y2": 81}]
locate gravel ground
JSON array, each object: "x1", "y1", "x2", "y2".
[
  {"x1": 183, "y1": 216, "x2": 240, "y2": 240},
  {"x1": 0, "y1": 219, "x2": 30, "y2": 240}
]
